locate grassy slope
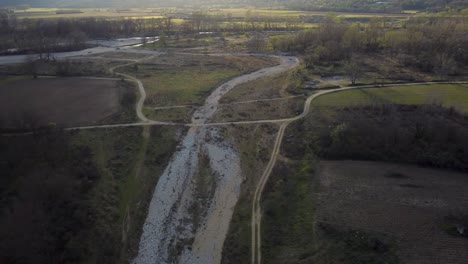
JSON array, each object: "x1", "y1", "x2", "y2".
[
  {"x1": 72, "y1": 126, "x2": 183, "y2": 263},
  {"x1": 0, "y1": 125, "x2": 183, "y2": 264},
  {"x1": 313, "y1": 84, "x2": 468, "y2": 113}
]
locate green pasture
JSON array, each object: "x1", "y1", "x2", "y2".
[{"x1": 313, "y1": 84, "x2": 468, "y2": 113}]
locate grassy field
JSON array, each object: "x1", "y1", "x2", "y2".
[
  {"x1": 122, "y1": 54, "x2": 277, "y2": 107},
  {"x1": 313, "y1": 84, "x2": 468, "y2": 113},
  {"x1": 13, "y1": 8, "x2": 165, "y2": 19},
  {"x1": 216, "y1": 8, "x2": 413, "y2": 19},
  {"x1": 221, "y1": 124, "x2": 279, "y2": 264},
  {"x1": 142, "y1": 67, "x2": 241, "y2": 106},
  {"x1": 119, "y1": 54, "x2": 277, "y2": 122},
  {"x1": 11, "y1": 7, "x2": 414, "y2": 29},
  {"x1": 12, "y1": 7, "x2": 414, "y2": 20},
  {"x1": 312, "y1": 160, "x2": 468, "y2": 264}
]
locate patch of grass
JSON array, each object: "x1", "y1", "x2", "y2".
[
  {"x1": 261, "y1": 157, "x2": 318, "y2": 264},
  {"x1": 142, "y1": 67, "x2": 240, "y2": 106},
  {"x1": 261, "y1": 156, "x2": 399, "y2": 264},
  {"x1": 221, "y1": 69, "x2": 299, "y2": 103},
  {"x1": 190, "y1": 153, "x2": 216, "y2": 230},
  {"x1": 313, "y1": 84, "x2": 468, "y2": 113},
  {"x1": 120, "y1": 54, "x2": 278, "y2": 108},
  {"x1": 70, "y1": 125, "x2": 184, "y2": 263},
  {"x1": 72, "y1": 127, "x2": 144, "y2": 227},
  {"x1": 221, "y1": 124, "x2": 279, "y2": 264},
  {"x1": 14, "y1": 8, "x2": 164, "y2": 19},
  {"x1": 144, "y1": 107, "x2": 193, "y2": 123},
  {"x1": 0, "y1": 75, "x2": 29, "y2": 84},
  {"x1": 123, "y1": 126, "x2": 185, "y2": 262},
  {"x1": 315, "y1": 224, "x2": 400, "y2": 264},
  {"x1": 100, "y1": 80, "x2": 138, "y2": 124},
  {"x1": 214, "y1": 97, "x2": 305, "y2": 123},
  {"x1": 384, "y1": 172, "x2": 409, "y2": 179}
]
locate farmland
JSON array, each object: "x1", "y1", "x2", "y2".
[
  {"x1": 0, "y1": 77, "x2": 133, "y2": 130},
  {"x1": 0, "y1": 1, "x2": 468, "y2": 264},
  {"x1": 10, "y1": 7, "x2": 413, "y2": 21},
  {"x1": 314, "y1": 160, "x2": 468, "y2": 264},
  {"x1": 262, "y1": 159, "x2": 468, "y2": 264}
]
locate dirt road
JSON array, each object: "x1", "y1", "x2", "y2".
[
  {"x1": 133, "y1": 55, "x2": 299, "y2": 264},
  {"x1": 3, "y1": 49, "x2": 467, "y2": 264},
  {"x1": 248, "y1": 80, "x2": 468, "y2": 264}
]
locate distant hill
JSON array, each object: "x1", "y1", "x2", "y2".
[
  {"x1": 0, "y1": 0, "x2": 147, "y2": 8},
  {"x1": 1, "y1": 0, "x2": 466, "y2": 11}
]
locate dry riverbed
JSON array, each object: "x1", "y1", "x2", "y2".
[{"x1": 133, "y1": 55, "x2": 299, "y2": 264}]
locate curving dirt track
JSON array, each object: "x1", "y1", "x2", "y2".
[
  {"x1": 248, "y1": 80, "x2": 468, "y2": 264},
  {"x1": 3, "y1": 49, "x2": 468, "y2": 264},
  {"x1": 133, "y1": 54, "x2": 299, "y2": 264},
  {"x1": 108, "y1": 56, "x2": 155, "y2": 123}
]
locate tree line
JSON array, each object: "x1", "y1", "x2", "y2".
[
  {"x1": 272, "y1": 15, "x2": 468, "y2": 78},
  {"x1": 285, "y1": 103, "x2": 468, "y2": 172},
  {"x1": 0, "y1": 10, "x2": 306, "y2": 55}
]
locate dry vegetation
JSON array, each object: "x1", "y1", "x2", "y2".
[
  {"x1": 214, "y1": 97, "x2": 305, "y2": 122},
  {"x1": 214, "y1": 69, "x2": 308, "y2": 122},
  {"x1": 120, "y1": 53, "x2": 278, "y2": 122}
]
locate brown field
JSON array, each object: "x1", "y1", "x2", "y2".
[
  {"x1": 316, "y1": 160, "x2": 468, "y2": 264},
  {"x1": 0, "y1": 77, "x2": 120, "y2": 128}
]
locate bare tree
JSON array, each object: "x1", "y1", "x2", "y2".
[
  {"x1": 247, "y1": 32, "x2": 267, "y2": 52},
  {"x1": 344, "y1": 58, "x2": 363, "y2": 85},
  {"x1": 24, "y1": 55, "x2": 38, "y2": 79},
  {"x1": 163, "y1": 15, "x2": 173, "y2": 35},
  {"x1": 67, "y1": 30, "x2": 88, "y2": 50},
  {"x1": 433, "y1": 52, "x2": 456, "y2": 80}
]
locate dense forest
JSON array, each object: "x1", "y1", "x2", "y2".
[{"x1": 0, "y1": 132, "x2": 103, "y2": 263}]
